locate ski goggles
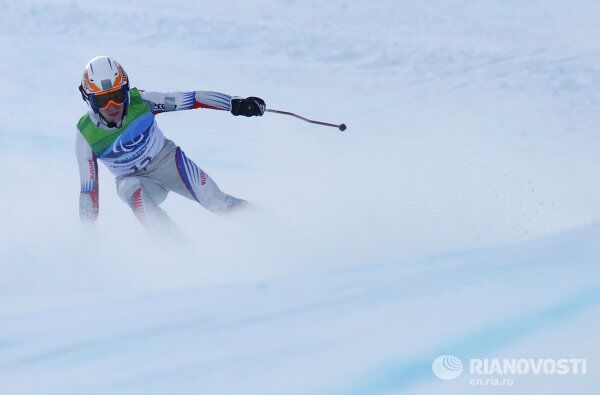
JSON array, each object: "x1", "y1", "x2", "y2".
[{"x1": 90, "y1": 86, "x2": 129, "y2": 110}]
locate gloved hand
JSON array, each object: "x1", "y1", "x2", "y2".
[
  {"x1": 230, "y1": 96, "x2": 266, "y2": 117},
  {"x1": 79, "y1": 191, "x2": 99, "y2": 222}
]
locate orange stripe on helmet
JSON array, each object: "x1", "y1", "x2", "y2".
[
  {"x1": 96, "y1": 85, "x2": 123, "y2": 95},
  {"x1": 113, "y1": 68, "x2": 123, "y2": 87},
  {"x1": 84, "y1": 71, "x2": 102, "y2": 93},
  {"x1": 113, "y1": 62, "x2": 128, "y2": 88}
]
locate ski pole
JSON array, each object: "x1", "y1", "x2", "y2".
[{"x1": 266, "y1": 109, "x2": 347, "y2": 131}]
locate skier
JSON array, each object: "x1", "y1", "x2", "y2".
[{"x1": 76, "y1": 56, "x2": 264, "y2": 231}]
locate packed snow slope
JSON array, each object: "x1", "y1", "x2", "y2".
[{"x1": 0, "y1": 1, "x2": 599, "y2": 394}]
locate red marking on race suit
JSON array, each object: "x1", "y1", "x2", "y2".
[
  {"x1": 132, "y1": 188, "x2": 144, "y2": 209},
  {"x1": 200, "y1": 170, "x2": 206, "y2": 186},
  {"x1": 82, "y1": 187, "x2": 99, "y2": 220},
  {"x1": 193, "y1": 101, "x2": 223, "y2": 110},
  {"x1": 131, "y1": 188, "x2": 146, "y2": 221},
  {"x1": 90, "y1": 188, "x2": 99, "y2": 210},
  {"x1": 87, "y1": 159, "x2": 95, "y2": 179}
]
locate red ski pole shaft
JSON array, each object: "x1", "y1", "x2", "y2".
[{"x1": 266, "y1": 109, "x2": 347, "y2": 131}]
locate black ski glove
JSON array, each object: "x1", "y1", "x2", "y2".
[{"x1": 230, "y1": 96, "x2": 266, "y2": 117}]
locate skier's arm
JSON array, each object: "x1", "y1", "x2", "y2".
[
  {"x1": 140, "y1": 90, "x2": 265, "y2": 117},
  {"x1": 76, "y1": 132, "x2": 99, "y2": 222}
]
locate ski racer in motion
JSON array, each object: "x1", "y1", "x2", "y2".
[{"x1": 76, "y1": 56, "x2": 265, "y2": 231}]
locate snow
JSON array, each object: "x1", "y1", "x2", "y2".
[{"x1": 0, "y1": 1, "x2": 599, "y2": 394}]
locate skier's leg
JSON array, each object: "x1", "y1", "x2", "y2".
[
  {"x1": 116, "y1": 176, "x2": 179, "y2": 232},
  {"x1": 168, "y1": 146, "x2": 247, "y2": 214}
]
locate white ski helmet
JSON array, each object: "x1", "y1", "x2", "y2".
[{"x1": 79, "y1": 56, "x2": 130, "y2": 121}]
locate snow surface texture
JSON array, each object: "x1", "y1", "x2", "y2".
[{"x1": 1, "y1": 1, "x2": 599, "y2": 394}]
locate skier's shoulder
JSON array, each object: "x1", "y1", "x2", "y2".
[
  {"x1": 135, "y1": 87, "x2": 164, "y2": 102},
  {"x1": 131, "y1": 87, "x2": 155, "y2": 108},
  {"x1": 131, "y1": 87, "x2": 147, "y2": 101},
  {"x1": 135, "y1": 88, "x2": 173, "y2": 113},
  {"x1": 77, "y1": 111, "x2": 92, "y2": 131}
]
